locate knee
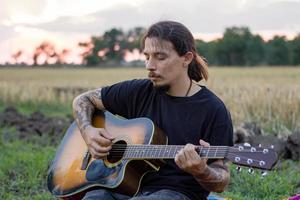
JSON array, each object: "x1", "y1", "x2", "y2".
[{"x1": 82, "y1": 189, "x2": 112, "y2": 200}]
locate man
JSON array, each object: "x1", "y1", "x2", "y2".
[{"x1": 73, "y1": 21, "x2": 233, "y2": 200}]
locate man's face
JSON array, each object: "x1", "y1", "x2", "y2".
[{"x1": 143, "y1": 37, "x2": 186, "y2": 90}]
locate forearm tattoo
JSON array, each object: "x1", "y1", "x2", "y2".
[
  {"x1": 73, "y1": 88, "x2": 103, "y2": 133},
  {"x1": 194, "y1": 162, "x2": 230, "y2": 193}
]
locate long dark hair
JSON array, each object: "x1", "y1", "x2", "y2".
[{"x1": 141, "y1": 21, "x2": 208, "y2": 82}]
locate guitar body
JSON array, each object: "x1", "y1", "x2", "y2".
[
  {"x1": 48, "y1": 111, "x2": 278, "y2": 199},
  {"x1": 47, "y1": 110, "x2": 167, "y2": 199}
]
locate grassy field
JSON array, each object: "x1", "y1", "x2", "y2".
[
  {"x1": 1, "y1": 66, "x2": 300, "y2": 199},
  {"x1": 1, "y1": 67, "x2": 300, "y2": 133}
]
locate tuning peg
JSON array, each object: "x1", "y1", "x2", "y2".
[
  {"x1": 236, "y1": 166, "x2": 242, "y2": 173},
  {"x1": 248, "y1": 168, "x2": 254, "y2": 174},
  {"x1": 258, "y1": 144, "x2": 262, "y2": 147},
  {"x1": 244, "y1": 143, "x2": 251, "y2": 147},
  {"x1": 261, "y1": 170, "x2": 268, "y2": 177},
  {"x1": 270, "y1": 145, "x2": 274, "y2": 149}
]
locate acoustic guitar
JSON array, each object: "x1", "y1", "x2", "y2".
[{"x1": 47, "y1": 110, "x2": 278, "y2": 199}]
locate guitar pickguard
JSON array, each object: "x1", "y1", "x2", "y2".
[{"x1": 86, "y1": 159, "x2": 127, "y2": 188}]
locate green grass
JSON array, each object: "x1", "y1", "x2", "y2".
[
  {"x1": 222, "y1": 161, "x2": 300, "y2": 199},
  {"x1": 0, "y1": 131, "x2": 56, "y2": 200},
  {"x1": 1, "y1": 116, "x2": 299, "y2": 199}
]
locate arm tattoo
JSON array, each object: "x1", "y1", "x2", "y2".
[
  {"x1": 73, "y1": 88, "x2": 104, "y2": 133},
  {"x1": 194, "y1": 161, "x2": 230, "y2": 193}
]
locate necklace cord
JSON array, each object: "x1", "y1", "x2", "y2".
[{"x1": 185, "y1": 79, "x2": 192, "y2": 97}]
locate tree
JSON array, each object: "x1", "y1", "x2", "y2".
[
  {"x1": 11, "y1": 50, "x2": 23, "y2": 64},
  {"x1": 102, "y1": 28, "x2": 126, "y2": 62},
  {"x1": 57, "y1": 49, "x2": 70, "y2": 65},
  {"x1": 215, "y1": 27, "x2": 252, "y2": 66},
  {"x1": 80, "y1": 27, "x2": 146, "y2": 66},
  {"x1": 265, "y1": 36, "x2": 290, "y2": 65},
  {"x1": 245, "y1": 35, "x2": 265, "y2": 66},
  {"x1": 33, "y1": 41, "x2": 58, "y2": 65},
  {"x1": 195, "y1": 39, "x2": 218, "y2": 65},
  {"x1": 290, "y1": 34, "x2": 300, "y2": 65},
  {"x1": 126, "y1": 27, "x2": 146, "y2": 51}
]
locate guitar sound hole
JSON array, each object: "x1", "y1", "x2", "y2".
[{"x1": 107, "y1": 140, "x2": 127, "y2": 164}]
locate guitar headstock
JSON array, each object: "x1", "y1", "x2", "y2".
[{"x1": 226, "y1": 143, "x2": 278, "y2": 170}]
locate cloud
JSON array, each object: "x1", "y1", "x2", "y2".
[
  {"x1": 227, "y1": 1, "x2": 300, "y2": 31},
  {"x1": 0, "y1": 0, "x2": 299, "y2": 63},
  {"x1": 0, "y1": 0, "x2": 48, "y2": 22},
  {"x1": 28, "y1": 0, "x2": 300, "y2": 35}
]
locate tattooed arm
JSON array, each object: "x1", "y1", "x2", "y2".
[
  {"x1": 175, "y1": 140, "x2": 230, "y2": 193},
  {"x1": 72, "y1": 88, "x2": 104, "y2": 132},
  {"x1": 194, "y1": 160, "x2": 230, "y2": 193},
  {"x1": 72, "y1": 88, "x2": 114, "y2": 159}
]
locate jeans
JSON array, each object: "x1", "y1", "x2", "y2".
[{"x1": 82, "y1": 188, "x2": 191, "y2": 200}]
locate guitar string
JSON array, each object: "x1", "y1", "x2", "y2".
[
  {"x1": 107, "y1": 149, "x2": 267, "y2": 153},
  {"x1": 98, "y1": 145, "x2": 270, "y2": 159},
  {"x1": 110, "y1": 145, "x2": 267, "y2": 150},
  {"x1": 105, "y1": 152, "x2": 270, "y2": 166},
  {"x1": 106, "y1": 147, "x2": 267, "y2": 153},
  {"x1": 106, "y1": 149, "x2": 269, "y2": 159},
  {"x1": 108, "y1": 150, "x2": 268, "y2": 153},
  {"x1": 106, "y1": 152, "x2": 268, "y2": 164},
  {"x1": 108, "y1": 146, "x2": 267, "y2": 151},
  {"x1": 103, "y1": 144, "x2": 271, "y2": 164},
  {"x1": 108, "y1": 144, "x2": 267, "y2": 151},
  {"x1": 107, "y1": 147, "x2": 227, "y2": 157}
]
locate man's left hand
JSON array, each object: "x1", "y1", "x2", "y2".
[{"x1": 175, "y1": 139, "x2": 210, "y2": 176}]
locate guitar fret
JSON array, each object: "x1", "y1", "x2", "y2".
[
  {"x1": 206, "y1": 147, "x2": 210, "y2": 158},
  {"x1": 158, "y1": 145, "x2": 162, "y2": 158},
  {"x1": 123, "y1": 146, "x2": 128, "y2": 159},
  {"x1": 150, "y1": 146, "x2": 154, "y2": 158},
  {"x1": 214, "y1": 146, "x2": 218, "y2": 157},
  {"x1": 125, "y1": 146, "x2": 131, "y2": 159},
  {"x1": 130, "y1": 146, "x2": 134, "y2": 158},
  {"x1": 156, "y1": 145, "x2": 160, "y2": 158},
  {"x1": 199, "y1": 146, "x2": 203, "y2": 157},
  {"x1": 175, "y1": 146, "x2": 180, "y2": 157},
  {"x1": 129, "y1": 146, "x2": 134, "y2": 158},
  {"x1": 164, "y1": 145, "x2": 168, "y2": 158},
  {"x1": 123, "y1": 145, "x2": 228, "y2": 159},
  {"x1": 137, "y1": 146, "x2": 142, "y2": 158},
  {"x1": 133, "y1": 146, "x2": 137, "y2": 158},
  {"x1": 169, "y1": 146, "x2": 173, "y2": 158},
  {"x1": 171, "y1": 146, "x2": 175, "y2": 157},
  {"x1": 168, "y1": 146, "x2": 172, "y2": 158},
  {"x1": 151, "y1": 145, "x2": 156, "y2": 158}
]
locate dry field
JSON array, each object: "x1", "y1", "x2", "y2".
[{"x1": 1, "y1": 66, "x2": 299, "y2": 134}]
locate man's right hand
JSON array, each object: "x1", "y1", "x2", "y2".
[{"x1": 81, "y1": 125, "x2": 115, "y2": 159}]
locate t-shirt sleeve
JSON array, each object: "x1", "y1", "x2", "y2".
[
  {"x1": 207, "y1": 104, "x2": 234, "y2": 147},
  {"x1": 205, "y1": 104, "x2": 233, "y2": 165},
  {"x1": 100, "y1": 79, "x2": 145, "y2": 118}
]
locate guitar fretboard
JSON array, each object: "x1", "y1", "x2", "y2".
[{"x1": 118, "y1": 145, "x2": 229, "y2": 159}]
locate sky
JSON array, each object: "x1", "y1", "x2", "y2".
[{"x1": 0, "y1": 0, "x2": 299, "y2": 64}]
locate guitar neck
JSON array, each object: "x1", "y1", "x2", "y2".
[{"x1": 119, "y1": 145, "x2": 229, "y2": 159}]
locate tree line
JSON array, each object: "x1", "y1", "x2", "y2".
[{"x1": 8, "y1": 26, "x2": 300, "y2": 66}]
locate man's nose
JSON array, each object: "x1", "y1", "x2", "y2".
[{"x1": 145, "y1": 58, "x2": 156, "y2": 71}]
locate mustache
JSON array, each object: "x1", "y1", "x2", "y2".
[{"x1": 148, "y1": 72, "x2": 161, "y2": 78}]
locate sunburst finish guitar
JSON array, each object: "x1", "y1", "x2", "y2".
[{"x1": 47, "y1": 110, "x2": 278, "y2": 199}]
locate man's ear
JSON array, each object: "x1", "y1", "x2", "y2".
[{"x1": 183, "y1": 52, "x2": 194, "y2": 67}]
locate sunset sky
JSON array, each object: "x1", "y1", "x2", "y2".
[{"x1": 0, "y1": 0, "x2": 299, "y2": 64}]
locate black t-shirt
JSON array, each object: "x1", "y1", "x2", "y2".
[{"x1": 101, "y1": 79, "x2": 233, "y2": 200}]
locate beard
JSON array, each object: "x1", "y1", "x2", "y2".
[
  {"x1": 151, "y1": 81, "x2": 170, "y2": 93},
  {"x1": 148, "y1": 72, "x2": 170, "y2": 93}
]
